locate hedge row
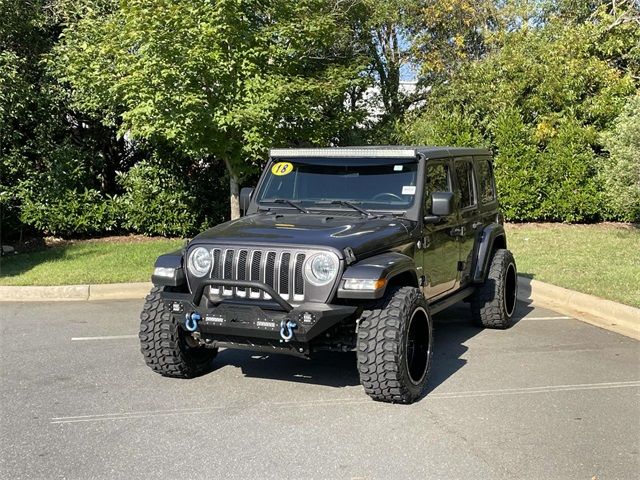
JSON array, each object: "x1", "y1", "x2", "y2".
[{"x1": 12, "y1": 160, "x2": 229, "y2": 238}]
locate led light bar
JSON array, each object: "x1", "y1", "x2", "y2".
[{"x1": 269, "y1": 148, "x2": 418, "y2": 159}]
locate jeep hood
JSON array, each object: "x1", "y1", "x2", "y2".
[{"x1": 191, "y1": 213, "x2": 415, "y2": 258}]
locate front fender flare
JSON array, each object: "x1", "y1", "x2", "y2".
[
  {"x1": 152, "y1": 250, "x2": 186, "y2": 287},
  {"x1": 337, "y1": 252, "x2": 418, "y2": 300}
]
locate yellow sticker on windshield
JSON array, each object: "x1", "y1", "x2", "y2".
[{"x1": 271, "y1": 162, "x2": 293, "y2": 176}]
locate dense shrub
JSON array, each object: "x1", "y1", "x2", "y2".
[
  {"x1": 490, "y1": 109, "x2": 542, "y2": 221},
  {"x1": 117, "y1": 160, "x2": 198, "y2": 237},
  {"x1": 401, "y1": 107, "x2": 486, "y2": 149},
  {"x1": 4, "y1": 1, "x2": 638, "y2": 241},
  {"x1": 15, "y1": 142, "x2": 118, "y2": 237},
  {"x1": 599, "y1": 96, "x2": 640, "y2": 223},
  {"x1": 19, "y1": 188, "x2": 118, "y2": 237},
  {"x1": 15, "y1": 154, "x2": 231, "y2": 238}
]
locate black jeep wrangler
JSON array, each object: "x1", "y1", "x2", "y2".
[{"x1": 140, "y1": 147, "x2": 517, "y2": 404}]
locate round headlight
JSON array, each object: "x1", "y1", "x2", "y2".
[
  {"x1": 304, "y1": 252, "x2": 339, "y2": 286},
  {"x1": 187, "y1": 247, "x2": 212, "y2": 277}
]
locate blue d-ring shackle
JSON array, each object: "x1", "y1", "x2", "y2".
[
  {"x1": 185, "y1": 312, "x2": 201, "y2": 332},
  {"x1": 280, "y1": 319, "x2": 298, "y2": 342}
]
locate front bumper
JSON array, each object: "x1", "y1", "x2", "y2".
[{"x1": 160, "y1": 279, "x2": 357, "y2": 353}]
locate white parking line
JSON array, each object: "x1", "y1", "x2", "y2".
[
  {"x1": 51, "y1": 380, "x2": 640, "y2": 424},
  {"x1": 520, "y1": 316, "x2": 572, "y2": 320},
  {"x1": 429, "y1": 380, "x2": 640, "y2": 399},
  {"x1": 71, "y1": 334, "x2": 138, "y2": 341}
]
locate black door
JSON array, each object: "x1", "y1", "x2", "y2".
[
  {"x1": 453, "y1": 157, "x2": 480, "y2": 286},
  {"x1": 420, "y1": 159, "x2": 459, "y2": 300}
]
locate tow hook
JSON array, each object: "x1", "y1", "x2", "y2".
[
  {"x1": 279, "y1": 319, "x2": 298, "y2": 342},
  {"x1": 184, "y1": 312, "x2": 201, "y2": 332}
]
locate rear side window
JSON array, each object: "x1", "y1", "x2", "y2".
[
  {"x1": 454, "y1": 160, "x2": 477, "y2": 209},
  {"x1": 476, "y1": 158, "x2": 496, "y2": 204}
]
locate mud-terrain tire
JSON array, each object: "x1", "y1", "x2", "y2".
[
  {"x1": 139, "y1": 286, "x2": 217, "y2": 377},
  {"x1": 356, "y1": 286, "x2": 433, "y2": 404},
  {"x1": 471, "y1": 249, "x2": 518, "y2": 329}
]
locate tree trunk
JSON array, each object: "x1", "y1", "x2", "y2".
[
  {"x1": 229, "y1": 174, "x2": 240, "y2": 220},
  {"x1": 225, "y1": 158, "x2": 241, "y2": 220}
]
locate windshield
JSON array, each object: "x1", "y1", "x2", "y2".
[{"x1": 256, "y1": 159, "x2": 419, "y2": 212}]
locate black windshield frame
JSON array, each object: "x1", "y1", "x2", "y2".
[{"x1": 254, "y1": 158, "x2": 422, "y2": 216}]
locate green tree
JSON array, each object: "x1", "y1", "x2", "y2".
[
  {"x1": 410, "y1": 0, "x2": 495, "y2": 80},
  {"x1": 400, "y1": 8, "x2": 638, "y2": 221},
  {"x1": 357, "y1": 0, "x2": 415, "y2": 124},
  {"x1": 353, "y1": 0, "x2": 494, "y2": 139},
  {"x1": 0, "y1": 0, "x2": 45, "y2": 240},
  {"x1": 1, "y1": 0, "x2": 145, "y2": 240},
  {"x1": 54, "y1": 0, "x2": 367, "y2": 219}
]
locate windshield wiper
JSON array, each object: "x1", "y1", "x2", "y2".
[
  {"x1": 262, "y1": 198, "x2": 309, "y2": 213},
  {"x1": 316, "y1": 200, "x2": 376, "y2": 218}
]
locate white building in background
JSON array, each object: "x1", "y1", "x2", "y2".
[{"x1": 358, "y1": 80, "x2": 429, "y2": 123}]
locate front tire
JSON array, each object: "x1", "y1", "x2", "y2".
[
  {"x1": 139, "y1": 286, "x2": 217, "y2": 378},
  {"x1": 356, "y1": 287, "x2": 433, "y2": 404},
  {"x1": 471, "y1": 249, "x2": 518, "y2": 329}
]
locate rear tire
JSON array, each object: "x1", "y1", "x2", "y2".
[
  {"x1": 139, "y1": 286, "x2": 217, "y2": 377},
  {"x1": 356, "y1": 287, "x2": 433, "y2": 404},
  {"x1": 471, "y1": 249, "x2": 518, "y2": 329}
]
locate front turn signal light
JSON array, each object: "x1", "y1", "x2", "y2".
[{"x1": 343, "y1": 278, "x2": 386, "y2": 291}]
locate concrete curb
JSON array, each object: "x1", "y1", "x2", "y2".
[
  {"x1": 1, "y1": 277, "x2": 638, "y2": 339},
  {"x1": 0, "y1": 282, "x2": 152, "y2": 302},
  {"x1": 89, "y1": 282, "x2": 152, "y2": 300},
  {"x1": 517, "y1": 277, "x2": 640, "y2": 340},
  {"x1": 0, "y1": 284, "x2": 91, "y2": 301}
]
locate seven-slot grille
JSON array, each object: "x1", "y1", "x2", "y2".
[{"x1": 208, "y1": 248, "x2": 307, "y2": 302}]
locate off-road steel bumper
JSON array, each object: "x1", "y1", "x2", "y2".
[{"x1": 160, "y1": 279, "x2": 357, "y2": 356}]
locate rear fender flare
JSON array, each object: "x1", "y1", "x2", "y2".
[{"x1": 472, "y1": 224, "x2": 507, "y2": 283}]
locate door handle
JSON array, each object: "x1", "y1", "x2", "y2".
[
  {"x1": 417, "y1": 236, "x2": 431, "y2": 249},
  {"x1": 450, "y1": 226, "x2": 466, "y2": 237}
]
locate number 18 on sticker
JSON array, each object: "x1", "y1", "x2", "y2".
[{"x1": 271, "y1": 162, "x2": 293, "y2": 176}]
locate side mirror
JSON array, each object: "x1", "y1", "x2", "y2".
[
  {"x1": 240, "y1": 187, "x2": 254, "y2": 215},
  {"x1": 431, "y1": 191, "x2": 454, "y2": 216},
  {"x1": 424, "y1": 191, "x2": 454, "y2": 223}
]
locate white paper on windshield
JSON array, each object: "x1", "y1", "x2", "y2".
[{"x1": 402, "y1": 186, "x2": 416, "y2": 195}]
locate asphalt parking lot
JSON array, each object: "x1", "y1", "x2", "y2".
[{"x1": 1, "y1": 298, "x2": 638, "y2": 480}]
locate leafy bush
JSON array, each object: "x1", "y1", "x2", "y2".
[
  {"x1": 15, "y1": 140, "x2": 120, "y2": 237},
  {"x1": 491, "y1": 108, "x2": 542, "y2": 221},
  {"x1": 535, "y1": 119, "x2": 602, "y2": 222},
  {"x1": 19, "y1": 188, "x2": 118, "y2": 237},
  {"x1": 117, "y1": 160, "x2": 197, "y2": 237},
  {"x1": 400, "y1": 107, "x2": 486, "y2": 148},
  {"x1": 15, "y1": 152, "x2": 230, "y2": 238},
  {"x1": 599, "y1": 96, "x2": 640, "y2": 223}
]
